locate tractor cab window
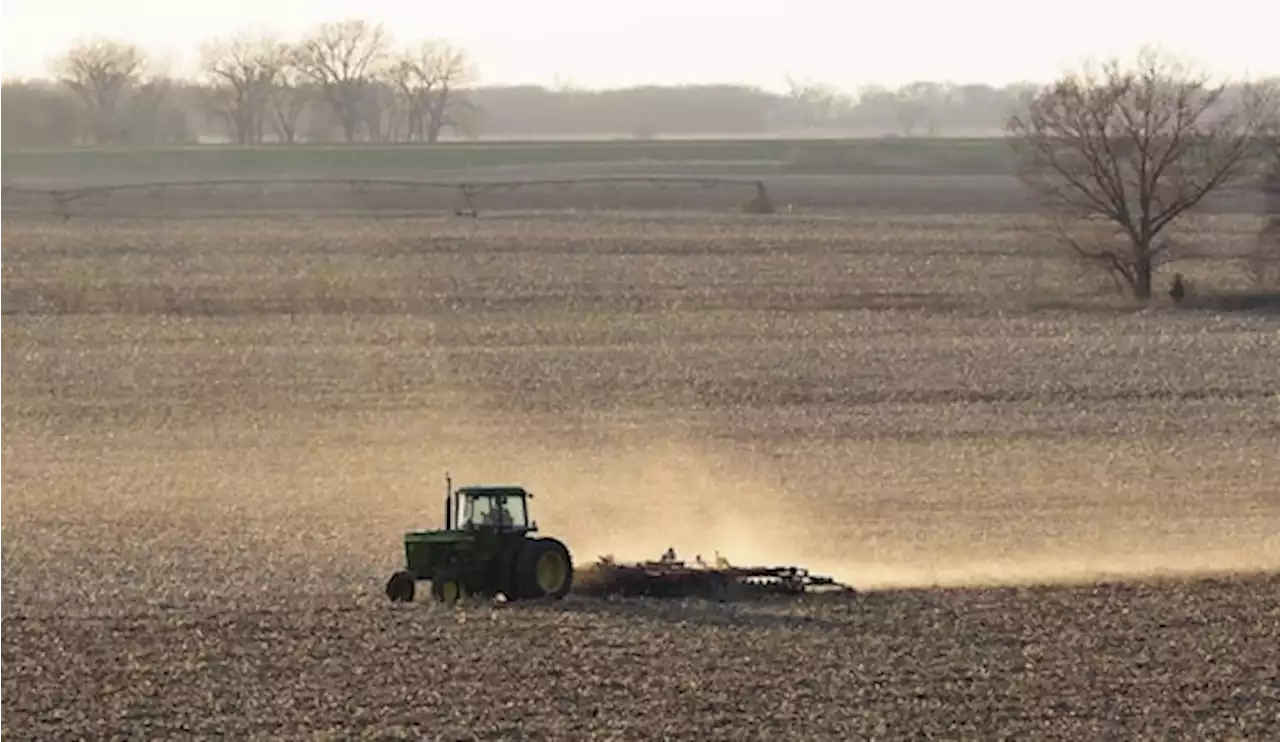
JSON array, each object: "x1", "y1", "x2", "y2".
[{"x1": 462, "y1": 494, "x2": 528, "y2": 530}]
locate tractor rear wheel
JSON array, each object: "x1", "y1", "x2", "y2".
[
  {"x1": 430, "y1": 566, "x2": 468, "y2": 605},
  {"x1": 515, "y1": 538, "x2": 573, "y2": 600},
  {"x1": 386, "y1": 570, "x2": 415, "y2": 602}
]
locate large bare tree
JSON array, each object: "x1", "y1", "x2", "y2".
[
  {"x1": 296, "y1": 20, "x2": 390, "y2": 142},
  {"x1": 50, "y1": 39, "x2": 147, "y2": 144},
  {"x1": 387, "y1": 41, "x2": 475, "y2": 143},
  {"x1": 200, "y1": 34, "x2": 283, "y2": 144},
  {"x1": 423, "y1": 43, "x2": 476, "y2": 143},
  {"x1": 1007, "y1": 49, "x2": 1280, "y2": 300}
]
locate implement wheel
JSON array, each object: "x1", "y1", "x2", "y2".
[
  {"x1": 386, "y1": 570, "x2": 415, "y2": 603},
  {"x1": 516, "y1": 538, "x2": 574, "y2": 600},
  {"x1": 431, "y1": 566, "x2": 467, "y2": 606}
]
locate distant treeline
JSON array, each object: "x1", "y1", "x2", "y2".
[
  {"x1": 2, "y1": 76, "x2": 1035, "y2": 150},
  {"x1": 4, "y1": 21, "x2": 1267, "y2": 150}
]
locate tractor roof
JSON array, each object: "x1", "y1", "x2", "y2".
[{"x1": 454, "y1": 485, "x2": 531, "y2": 497}]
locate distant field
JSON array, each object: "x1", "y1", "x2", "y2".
[{"x1": 0, "y1": 137, "x2": 1020, "y2": 185}]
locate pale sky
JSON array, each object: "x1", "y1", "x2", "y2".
[{"x1": 2, "y1": 0, "x2": 1277, "y2": 92}]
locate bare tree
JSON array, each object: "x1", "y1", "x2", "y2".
[
  {"x1": 386, "y1": 47, "x2": 432, "y2": 143},
  {"x1": 784, "y1": 77, "x2": 845, "y2": 128},
  {"x1": 49, "y1": 39, "x2": 146, "y2": 144},
  {"x1": 200, "y1": 34, "x2": 282, "y2": 144},
  {"x1": 426, "y1": 46, "x2": 476, "y2": 143},
  {"x1": 895, "y1": 81, "x2": 951, "y2": 137},
  {"x1": 120, "y1": 74, "x2": 181, "y2": 144},
  {"x1": 1007, "y1": 49, "x2": 1280, "y2": 299},
  {"x1": 268, "y1": 45, "x2": 310, "y2": 144},
  {"x1": 361, "y1": 79, "x2": 401, "y2": 143},
  {"x1": 296, "y1": 20, "x2": 390, "y2": 142},
  {"x1": 386, "y1": 41, "x2": 475, "y2": 143}
]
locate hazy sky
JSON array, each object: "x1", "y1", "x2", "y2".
[{"x1": 2, "y1": 0, "x2": 1277, "y2": 91}]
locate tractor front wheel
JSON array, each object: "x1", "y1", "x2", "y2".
[
  {"x1": 430, "y1": 566, "x2": 468, "y2": 605},
  {"x1": 386, "y1": 570, "x2": 416, "y2": 603},
  {"x1": 516, "y1": 538, "x2": 574, "y2": 600}
]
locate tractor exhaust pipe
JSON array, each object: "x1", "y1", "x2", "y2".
[{"x1": 445, "y1": 472, "x2": 453, "y2": 530}]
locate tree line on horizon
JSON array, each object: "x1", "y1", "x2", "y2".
[{"x1": 0, "y1": 19, "x2": 1131, "y2": 149}]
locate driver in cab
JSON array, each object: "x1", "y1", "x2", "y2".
[{"x1": 483, "y1": 497, "x2": 513, "y2": 528}]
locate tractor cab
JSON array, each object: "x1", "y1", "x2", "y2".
[{"x1": 452, "y1": 485, "x2": 537, "y2": 533}]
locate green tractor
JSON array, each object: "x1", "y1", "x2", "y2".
[{"x1": 385, "y1": 475, "x2": 574, "y2": 604}]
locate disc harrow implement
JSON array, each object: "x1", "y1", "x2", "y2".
[{"x1": 575, "y1": 549, "x2": 856, "y2": 600}]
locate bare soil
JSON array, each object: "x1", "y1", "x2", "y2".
[
  {"x1": 3, "y1": 186, "x2": 1278, "y2": 739},
  {"x1": 4, "y1": 577, "x2": 1278, "y2": 740}
]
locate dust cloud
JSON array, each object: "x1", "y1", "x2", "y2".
[
  {"x1": 6, "y1": 378, "x2": 1277, "y2": 604},
  {"x1": 319, "y1": 395, "x2": 1280, "y2": 593}
]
